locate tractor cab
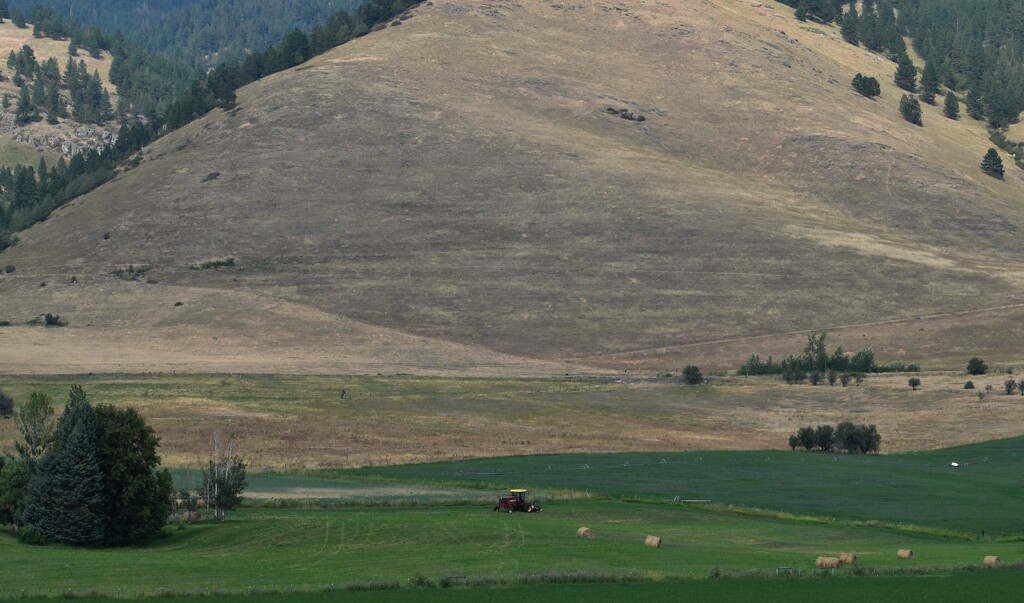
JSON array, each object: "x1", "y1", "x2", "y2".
[{"x1": 494, "y1": 488, "x2": 541, "y2": 513}]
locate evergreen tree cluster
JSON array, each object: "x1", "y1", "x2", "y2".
[
  {"x1": 898, "y1": 0, "x2": 1024, "y2": 127},
  {"x1": 1, "y1": 386, "x2": 172, "y2": 547},
  {"x1": 788, "y1": 422, "x2": 882, "y2": 453},
  {"x1": 7, "y1": 0, "x2": 360, "y2": 69},
  {"x1": 5, "y1": 44, "x2": 113, "y2": 125},
  {"x1": 0, "y1": 3, "x2": 198, "y2": 122}
]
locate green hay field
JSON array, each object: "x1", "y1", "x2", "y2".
[{"x1": 342, "y1": 438, "x2": 1024, "y2": 535}]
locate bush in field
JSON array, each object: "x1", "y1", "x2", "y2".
[
  {"x1": 967, "y1": 357, "x2": 988, "y2": 375},
  {"x1": 681, "y1": 365, "x2": 703, "y2": 385}
]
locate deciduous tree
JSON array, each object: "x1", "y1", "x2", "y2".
[{"x1": 204, "y1": 436, "x2": 247, "y2": 522}]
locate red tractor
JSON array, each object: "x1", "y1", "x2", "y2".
[{"x1": 494, "y1": 489, "x2": 542, "y2": 513}]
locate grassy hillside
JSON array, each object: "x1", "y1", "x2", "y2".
[{"x1": 2, "y1": 0, "x2": 1024, "y2": 374}]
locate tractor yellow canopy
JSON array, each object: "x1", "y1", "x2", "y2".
[{"x1": 510, "y1": 489, "x2": 528, "y2": 493}]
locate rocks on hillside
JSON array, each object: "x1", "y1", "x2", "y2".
[
  {"x1": 0, "y1": 111, "x2": 118, "y2": 157},
  {"x1": 604, "y1": 106, "x2": 646, "y2": 122}
]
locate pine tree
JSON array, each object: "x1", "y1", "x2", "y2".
[
  {"x1": 15, "y1": 85, "x2": 35, "y2": 125},
  {"x1": 31, "y1": 77, "x2": 45, "y2": 107},
  {"x1": 0, "y1": 0, "x2": 9, "y2": 22},
  {"x1": 981, "y1": 148, "x2": 1004, "y2": 179},
  {"x1": 841, "y1": 6, "x2": 859, "y2": 45},
  {"x1": 966, "y1": 89, "x2": 984, "y2": 120},
  {"x1": 943, "y1": 91, "x2": 959, "y2": 119},
  {"x1": 899, "y1": 94, "x2": 922, "y2": 126},
  {"x1": 22, "y1": 402, "x2": 106, "y2": 546},
  {"x1": 894, "y1": 52, "x2": 918, "y2": 92},
  {"x1": 919, "y1": 60, "x2": 939, "y2": 104},
  {"x1": 860, "y1": 9, "x2": 881, "y2": 52}
]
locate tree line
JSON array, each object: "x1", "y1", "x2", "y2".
[
  {"x1": 788, "y1": 422, "x2": 882, "y2": 454},
  {"x1": 737, "y1": 332, "x2": 919, "y2": 380},
  {"x1": 0, "y1": 386, "x2": 247, "y2": 546},
  {"x1": 7, "y1": 0, "x2": 360, "y2": 69}
]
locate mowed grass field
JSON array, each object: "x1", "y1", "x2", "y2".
[{"x1": 2, "y1": 372, "x2": 1023, "y2": 468}]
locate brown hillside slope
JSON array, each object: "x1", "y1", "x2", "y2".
[{"x1": 1, "y1": 0, "x2": 1024, "y2": 374}]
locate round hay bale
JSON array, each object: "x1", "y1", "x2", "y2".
[
  {"x1": 897, "y1": 549, "x2": 913, "y2": 559},
  {"x1": 196, "y1": 499, "x2": 208, "y2": 509},
  {"x1": 816, "y1": 556, "x2": 843, "y2": 569},
  {"x1": 839, "y1": 552, "x2": 857, "y2": 565},
  {"x1": 644, "y1": 535, "x2": 662, "y2": 548},
  {"x1": 576, "y1": 527, "x2": 596, "y2": 540},
  {"x1": 984, "y1": 556, "x2": 1001, "y2": 568}
]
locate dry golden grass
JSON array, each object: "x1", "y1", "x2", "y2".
[
  {"x1": 1, "y1": 372, "x2": 1020, "y2": 468},
  {"x1": 1, "y1": 0, "x2": 1024, "y2": 375}
]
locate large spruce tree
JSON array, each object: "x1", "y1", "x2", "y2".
[
  {"x1": 981, "y1": 148, "x2": 1005, "y2": 179},
  {"x1": 22, "y1": 402, "x2": 106, "y2": 546},
  {"x1": 894, "y1": 52, "x2": 918, "y2": 92},
  {"x1": 919, "y1": 60, "x2": 939, "y2": 104},
  {"x1": 943, "y1": 91, "x2": 959, "y2": 119}
]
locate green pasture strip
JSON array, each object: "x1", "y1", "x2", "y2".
[
  {"x1": 12, "y1": 570, "x2": 1024, "y2": 602},
  {"x1": 2, "y1": 502, "x2": 1022, "y2": 599},
  {"x1": 341, "y1": 438, "x2": 1024, "y2": 535},
  {"x1": 0, "y1": 373, "x2": 618, "y2": 409}
]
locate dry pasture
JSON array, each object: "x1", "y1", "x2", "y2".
[{"x1": 1, "y1": 372, "x2": 1021, "y2": 468}]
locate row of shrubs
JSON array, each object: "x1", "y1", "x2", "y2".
[{"x1": 788, "y1": 423, "x2": 881, "y2": 454}]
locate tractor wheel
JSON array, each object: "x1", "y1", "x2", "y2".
[
  {"x1": 507, "y1": 506, "x2": 514, "y2": 513},
  {"x1": 493, "y1": 506, "x2": 499, "y2": 511}
]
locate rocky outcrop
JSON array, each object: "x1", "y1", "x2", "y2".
[{"x1": 0, "y1": 111, "x2": 118, "y2": 157}]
